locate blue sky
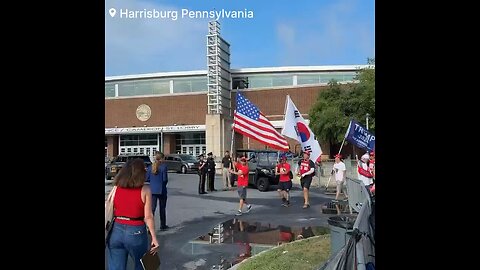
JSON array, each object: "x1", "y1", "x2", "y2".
[{"x1": 105, "y1": 0, "x2": 375, "y2": 76}]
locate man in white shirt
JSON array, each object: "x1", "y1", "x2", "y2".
[{"x1": 332, "y1": 154, "x2": 347, "y2": 200}]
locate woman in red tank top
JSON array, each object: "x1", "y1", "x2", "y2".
[{"x1": 106, "y1": 158, "x2": 159, "y2": 270}]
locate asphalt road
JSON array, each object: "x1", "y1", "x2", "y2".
[{"x1": 105, "y1": 172, "x2": 338, "y2": 270}]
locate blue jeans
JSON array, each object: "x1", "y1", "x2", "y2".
[{"x1": 107, "y1": 222, "x2": 149, "y2": 270}]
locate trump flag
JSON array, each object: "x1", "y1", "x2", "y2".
[
  {"x1": 281, "y1": 95, "x2": 322, "y2": 163},
  {"x1": 345, "y1": 119, "x2": 375, "y2": 151}
]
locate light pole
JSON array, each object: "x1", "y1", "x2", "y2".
[{"x1": 366, "y1": 113, "x2": 370, "y2": 130}]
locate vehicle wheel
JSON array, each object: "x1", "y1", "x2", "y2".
[
  {"x1": 256, "y1": 177, "x2": 269, "y2": 192},
  {"x1": 181, "y1": 166, "x2": 187, "y2": 174}
]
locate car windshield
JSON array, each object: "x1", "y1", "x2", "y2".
[
  {"x1": 257, "y1": 152, "x2": 278, "y2": 166},
  {"x1": 179, "y1": 155, "x2": 197, "y2": 162},
  {"x1": 128, "y1": 156, "x2": 151, "y2": 163}
]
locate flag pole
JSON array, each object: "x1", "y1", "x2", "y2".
[
  {"x1": 283, "y1": 95, "x2": 289, "y2": 120},
  {"x1": 337, "y1": 136, "x2": 347, "y2": 155},
  {"x1": 231, "y1": 89, "x2": 239, "y2": 171},
  {"x1": 338, "y1": 120, "x2": 352, "y2": 155},
  {"x1": 283, "y1": 95, "x2": 289, "y2": 153},
  {"x1": 230, "y1": 111, "x2": 235, "y2": 155},
  {"x1": 282, "y1": 95, "x2": 289, "y2": 163}
]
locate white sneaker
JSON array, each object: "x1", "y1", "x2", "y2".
[
  {"x1": 235, "y1": 210, "x2": 242, "y2": 216},
  {"x1": 245, "y1": 205, "x2": 252, "y2": 213}
]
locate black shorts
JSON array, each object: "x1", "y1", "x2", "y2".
[
  {"x1": 278, "y1": 181, "x2": 292, "y2": 191},
  {"x1": 237, "y1": 186, "x2": 247, "y2": 200},
  {"x1": 300, "y1": 177, "x2": 313, "y2": 190}
]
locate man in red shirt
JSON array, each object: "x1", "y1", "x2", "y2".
[
  {"x1": 296, "y1": 151, "x2": 316, "y2": 209},
  {"x1": 275, "y1": 154, "x2": 292, "y2": 207},
  {"x1": 229, "y1": 157, "x2": 252, "y2": 216}
]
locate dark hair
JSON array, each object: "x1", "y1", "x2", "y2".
[
  {"x1": 152, "y1": 152, "x2": 165, "y2": 175},
  {"x1": 114, "y1": 158, "x2": 146, "y2": 188}
]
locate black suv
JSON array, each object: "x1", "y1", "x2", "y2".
[
  {"x1": 234, "y1": 149, "x2": 280, "y2": 192},
  {"x1": 105, "y1": 154, "x2": 152, "y2": 180}
]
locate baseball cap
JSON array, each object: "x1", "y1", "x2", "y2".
[{"x1": 334, "y1": 154, "x2": 342, "y2": 159}]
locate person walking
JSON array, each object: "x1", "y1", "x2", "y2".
[
  {"x1": 206, "y1": 152, "x2": 217, "y2": 192},
  {"x1": 296, "y1": 151, "x2": 315, "y2": 209},
  {"x1": 333, "y1": 154, "x2": 347, "y2": 200},
  {"x1": 146, "y1": 152, "x2": 169, "y2": 231},
  {"x1": 198, "y1": 154, "x2": 207, "y2": 194},
  {"x1": 275, "y1": 154, "x2": 292, "y2": 207},
  {"x1": 107, "y1": 158, "x2": 159, "y2": 270},
  {"x1": 222, "y1": 151, "x2": 233, "y2": 190},
  {"x1": 229, "y1": 157, "x2": 252, "y2": 216}
]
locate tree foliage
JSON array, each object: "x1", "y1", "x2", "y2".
[{"x1": 309, "y1": 58, "x2": 375, "y2": 149}]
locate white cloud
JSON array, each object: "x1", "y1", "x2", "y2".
[{"x1": 105, "y1": 0, "x2": 210, "y2": 75}]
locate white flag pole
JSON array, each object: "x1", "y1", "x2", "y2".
[
  {"x1": 230, "y1": 111, "x2": 236, "y2": 155},
  {"x1": 283, "y1": 95, "x2": 289, "y2": 152},
  {"x1": 231, "y1": 90, "x2": 240, "y2": 171},
  {"x1": 337, "y1": 120, "x2": 352, "y2": 155}
]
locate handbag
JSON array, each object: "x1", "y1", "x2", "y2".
[{"x1": 105, "y1": 185, "x2": 117, "y2": 248}]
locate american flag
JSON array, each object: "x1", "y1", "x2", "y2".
[{"x1": 233, "y1": 92, "x2": 289, "y2": 151}]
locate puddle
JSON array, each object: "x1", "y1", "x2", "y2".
[{"x1": 184, "y1": 218, "x2": 329, "y2": 269}]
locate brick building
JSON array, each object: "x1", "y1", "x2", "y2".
[
  {"x1": 105, "y1": 21, "x2": 367, "y2": 161},
  {"x1": 105, "y1": 65, "x2": 367, "y2": 160}
]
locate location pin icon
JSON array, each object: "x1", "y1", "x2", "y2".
[{"x1": 109, "y1": 8, "x2": 116, "y2": 17}]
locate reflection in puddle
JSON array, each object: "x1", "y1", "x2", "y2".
[{"x1": 185, "y1": 218, "x2": 329, "y2": 269}]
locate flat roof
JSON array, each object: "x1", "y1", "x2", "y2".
[{"x1": 105, "y1": 65, "x2": 371, "y2": 82}]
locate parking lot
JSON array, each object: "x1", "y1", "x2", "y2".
[{"x1": 105, "y1": 172, "x2": 337, "y2": 270}]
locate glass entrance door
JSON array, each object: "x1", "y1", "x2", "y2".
[
  {"x1": 181, "y1": 144, "x2": 206, "y2": 157},
  {"x1": 120, "y1": 146, "x2": 158, "y2": 162}
]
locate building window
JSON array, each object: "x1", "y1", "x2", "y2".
[
  {"x1": 173, "y1": 77, "x2": 208, "y2": 93},
  {"x1": 175, "y1": 132, "x2": 206, "y2": 153},
  {"x1": 105, "y1": 83, "x2": 116, "y2": 97},
  {"x1": 297, "y1": 74, "x2": 320, "y2": 85},
  {"x1": 120, "y1": 134, "x2": 158, "y2": 146},
  {"x1": 297, "y1": 72, "x2": 357, "y2": 85},
  {"x1": 116, "y1": 78, "x2": 170, "y2": 97},
  {"x1": 244, "y1": 74, "x2": 293, "y2": 89}
]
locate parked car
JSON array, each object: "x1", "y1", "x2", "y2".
[
  {"x1": 164, "y1": 154, "x2": 200, "y2": 174},
  {"x1": 234, "y1": 149, "x2": 280, "y2": 192},
  {"x1": 105, "y1": 154, "x2": 152, "y2": 180}
]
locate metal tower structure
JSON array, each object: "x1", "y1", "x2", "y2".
[{"x1": 206, "y1": 20, "x2": 232, "y2": 115}]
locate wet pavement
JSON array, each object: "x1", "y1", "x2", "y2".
[
  {"x1": 105, "y1": 173, "x2": 341, "y2": 270},
  {"x1": 184, "y1": 218, "x2": 329, "y2": 269}
]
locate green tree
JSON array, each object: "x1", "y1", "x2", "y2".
[{"x1": 309, "y1": 58, "x2": 375, "y2": 156}]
